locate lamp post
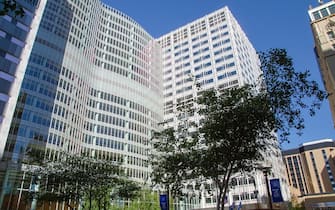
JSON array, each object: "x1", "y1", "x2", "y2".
[
  {"x1": 262, "y1": 168, "x2": 272, "y2": 210},
  {"x1": 30, "y1": 174, "x2": 40, "y2": 210},
  {"x1": 254, "y1": 164, "x2": 273, "y2": 210},
  {"x1": 161, "y1": 173, "x2": 170, "y2": 210}
]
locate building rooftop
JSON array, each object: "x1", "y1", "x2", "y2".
[
  {"x1": 301, "y1": 138, "x2": 334, "y2": 146},
  {"x1": 308, "y1": 0, "x2": 335, "y2": 21},
  {"x1": 282, "y1": 139, "x2": 335, "y2": 156}
]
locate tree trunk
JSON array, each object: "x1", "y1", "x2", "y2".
[
  {"x1": 216, "y1": 184, "x2": 223, "y2": 210},
  {"x1": 103, "y1": 199, "x2": 107, "y2": 210},
  {"x1": 89, "y1": 188, "x2": 92, "y2": 210},
  {"x1": 97, "y1": 197, "x2": 102, "y2": 210},
  {"x1": 66, "y1": 203, "x2": 74, "y2": 210},
  {"x1": 220, "y1": 164, "x2": 234, "y2": 210}
]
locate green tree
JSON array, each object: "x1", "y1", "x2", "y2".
[
  {"x1": 151, "y1": 49, "x2": 327, "y2": 210},
  {"x1": 116, "y1": 179, "x2": 141, "y2": 201},
  {"x1": 0, "y1": 0, "x2": 24, "y2": 17},
  {"x1": 109, "y1": 190, "x2": 160, "y2": 210},
  {"x1": 196, "y1": 86, "x2": 275, "y2": 210},
  {"x1": 259, "y1": 48, "x2": 327, "y2": 142},
  {"x1": 152, "y1": 86, "x2": 275, "y2": 210},
  {"x1": 25, "y1": 153, "x2": 133, "y2": 210},
  {"x1": 126, "y1": 190, "x2": 160, "y2": 210},
  {"x1": 151, "y1": 127, "x2": 198, "y2": 198}
]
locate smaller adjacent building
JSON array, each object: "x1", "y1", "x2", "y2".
[{"x1": 282, "y1": 139, "x2": 335, "y2": 209}]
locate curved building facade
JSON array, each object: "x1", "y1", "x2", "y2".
[{"x1": 1, "y1": 0, "x2": 162, "y2": 192}]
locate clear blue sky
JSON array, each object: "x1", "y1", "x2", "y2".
[{"x1": 102, "y1": 0, "x2": 335, "y2": 150}]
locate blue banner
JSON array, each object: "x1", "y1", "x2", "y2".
[
  {"x1": 237, "y1": 201, "x2": 242, "y2": 210},
  {"x1": 160, "y1": 194, "x2": 168, "y2": 210},
  {"x1": 229, "y1": 202, "x2": 235, "y2": 210},
  {"x1": 270, "y1": 178, "x2": 284, "y2": 203}
]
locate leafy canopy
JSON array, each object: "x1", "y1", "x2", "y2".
[
  {"x1": 0, "y1": 0, "x2": 24, "y2": 17},
  {"x1": 26, "y1": 152, "x2": 140, "y2": 210},
  {"x1": 151, "y1": 48, "x2": 327, "y2": 210},
  {"x1": 260, "y1": 48, "x2": 327, "y2": 142}
]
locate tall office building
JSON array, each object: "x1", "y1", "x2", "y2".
[
  {"x1": 308, "y1": 0, "x2": 335, "y2": 127},
  {"x1": 0, "y1": 1, "x2": 291, "y2": 209},
  {"x1": 0, "y1": 0, "x2": 47, "y2": 159},
  {"x1": 282, "y1": 139, "x2": 335, "y2": 209},
  {"x1": 157, "y1": 6, "x2": 289, "y2": 209},
  {"x1": 0, "y1": 0, "x2": 162, "y2": 208}
]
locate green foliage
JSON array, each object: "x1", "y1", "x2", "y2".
[
  {"x1": 110, "y1": 190, "x2": 160, "y2": 210},
  {"x1": 151, "y1": 127, "x2": 198, "y2": 197},
  {"x1": 115, "y1": 179, "x2": 141, "y2": 200},
  {"x1": 152, "y1": 86, "x2": 275, "y2": 210},
  {"x1": 0, "y1": 0, "x2": 24, "y2": 17},
  {"x1": 151, "y1": 49, "x2": 326, "y2": 210},
  {"x1": 288, "y1": 202, "x2": 305, "y2": 210},
  {"x1": 259, "y1": 48, "x2": 327, "y2": 142},
  {"x1": 196, "y1": 86, "x2": 276, "y2": 210},
  {"x1": 25, "y1": 153, "x2": 140, "y2": 210}
]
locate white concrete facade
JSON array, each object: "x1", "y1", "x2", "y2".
[{"x1": 157, "y1": 7, "x2": 290, "y2": 209}]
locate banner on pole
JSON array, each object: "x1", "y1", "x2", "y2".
[
  {"x1": 160, "y1": 194, "x2": 168, "y2": 210},
  {"x1": 270, "y1": 178, "x2": 284, "y2": 203}
]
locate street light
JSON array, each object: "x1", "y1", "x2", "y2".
[
  {"x1": 262, "y1": 167, "x2": 272, "y2": 210},
  {"x1": 254, "y1": 164, "x2": 273, "y2": 210},
  {"x1": 29, "y1": 174, "x2": 40, "y2": 210}
]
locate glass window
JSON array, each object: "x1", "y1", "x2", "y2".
[
  {"x1": 313, "y1": 11, "x2": 321, "y2": 20},
  {"x1": 206, "y1": 79, "x2": 213, "y2": 84},
  {"x1": 182, "y1": 48, "x2": 189, "y2": 53},
  {"x1": 215, "y1": 58, "x2": 224, "y2": 63},
  {"x1": 214, "y1": 49, "x2": 222, "y2": 55},
  {"x1": 195, "y1": 73, "x2": 203, "y2": 79},
  {"x1": 204, "y1": 62, "x2": 211, "y2": 67},
  {"x1": 0, "y1": 78, "x2": 11, "y2": 94},
  {"x1": 192, "y1": 37, "x2": 198, "y2": 42},
  {"x1": 192, "y1": 43, "x2": 200, "y2": 49},
  {"x1": 202, "y1": 47, "x2": 209, "y2": 52},
  {"x1": 220, "y1": 25, "x2": 227, "y2": 30},
  {"x1": 213, "y1": 42, "x2": 221, "y2": 48},
  {"x1": 227, "y1": 62, "x2": 235, "y2": 68},
  {"x1": 200, "y1": 33, "x2": 207, "y2": 38},
  {"x1": 212, "y1": 35, "x2": 219, "y2": 41},
  {"x1": 217, "y1": 66, "x2": 225, "y2": 71},
  {"x1": 184, "y1": 69, "x2": 191, "y2": 74},
  {"x1": 321, "y1": 8, "x2": 329, "y2": 18},
  {"x1": 218, "y1": 74, "x2": 226, "y2": 80},
  {"x1": 194, "y1": 58, "x2": 201, "y2": 63},
  {"x1": 203, "y1": 54, "x2": 210, "y2": 59},
  {"x1": 327, "y1": 31, "x2": 335, "y2": 40},
  {"x1": 194, "y1": 65, "x2": 202, "y2": 71},
  {"x1": 205, "y1": 70, "x2": 212, "y2": 75},
  {"x1": 329, "y1": 5, "x2": 335, "y2": 14},
  {"x1": 0, "y1": 100, "x2": 5, "y2": 115}
]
